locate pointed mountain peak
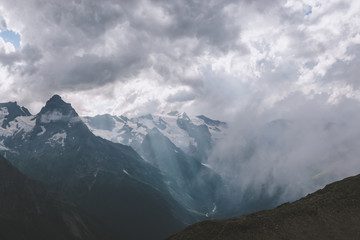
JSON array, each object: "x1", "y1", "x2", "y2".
[
  {"x1": 179, "y1": 112, "x2": 190, "y2": 121},
  {"x1": 47, "y1": 94, "x2": 64, "y2": 104},
  {"x1": 37, "y1": 95, "x2": 79, "y2": 124},
  {"x1": 167, "y1": 111, "x2": 189, "y2": 120},
  {"x1": 39, "y1": 95, "x2": 77, "y2": 116}
]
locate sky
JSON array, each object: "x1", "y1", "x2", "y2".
[
  {"x1": 1, "y1": 0, "x2": 360, "y2": 206},
  {"x1": 0, "y1": 0, "x2": 358, "y2": 119}
]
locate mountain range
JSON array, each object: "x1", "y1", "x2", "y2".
[
  {"x1": 0, "y1": 95, "x2": 228, "y2": 239},
  {"x1": 83, "y1": 110, "x2": 227, "y2": 215},
  {"x1": 1, "y1": 95, "x2": 360, "y2": 239}
]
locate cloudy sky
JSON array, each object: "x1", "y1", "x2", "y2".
[{"x1": 0, "y1": 0, "x2": 359, "y2": 119}]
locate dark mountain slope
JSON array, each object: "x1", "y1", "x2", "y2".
[
  {"x1": 0, "y1": 154, "x2": 107, "y2": 240},
  {"x1": 168, "y1": 174, "x2": 360, "y2": 240},
  {"x1": 2, "y1": 95, "x2": 188, "y2": 240}
]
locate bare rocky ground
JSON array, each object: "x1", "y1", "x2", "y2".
[{"x1": 168, "y1": 174, "x2": 360, "y2": 240}]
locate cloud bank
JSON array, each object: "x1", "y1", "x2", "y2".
[
  {"x1": 0, "y1": 0, "x2": 357, "y2": 118},
  {"x1": 209, "y1": 93, "x2": 360, "y2": 212}
]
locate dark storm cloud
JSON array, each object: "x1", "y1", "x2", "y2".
[
  {"x1": 1, "y1": 0, "x2": 279, "y2": 101},
  {"x1": 152, "y1": 0, "x2": 241, "y2": 52},
  {"x1": 39, "y1": 51, "x2": 148, "y2": 91},
  {"x1": 0, "y1": 44, "x2": 42, "y2": 75}
]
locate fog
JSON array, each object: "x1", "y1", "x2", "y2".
[{"x1": 209, "y1": 93, "x2": 360, "y2": 210}]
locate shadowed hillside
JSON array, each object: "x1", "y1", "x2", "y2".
[
  {"x1": 0, "y1": 154, "x2": 109, "y2": 240},
  {"x1": 168, "y1": 174, "x2": 360, "y2": 240}
]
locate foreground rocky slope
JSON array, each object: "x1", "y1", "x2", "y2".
[
  {"x1": 0, "y1": 155, "x2": 107, "y2": 240},
  {"x1": 168, "y1": 174, "x2": 360, "y2": 240}
]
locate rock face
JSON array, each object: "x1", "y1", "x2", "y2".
[
  {"x1": 0, "y1": 155, "x2": 107, "y2": 240},
  {"x1": 167, "y1": 174, "x2": 360, "y2": 240}
]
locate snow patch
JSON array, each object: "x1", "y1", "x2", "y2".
[
  {"x1": 46, "y1": 132, "x2": 67, "y2": 147},
  {"x1": 37, "y1": 126, "x2": 46, "y2": 136},
  {"x1": 0, "y1": 107, "x2": 9, "y2": 126},
  {"x1": 116, "y1": 135, "x2": 124, "y2": 143},
  {"x1": 191, "y1": 116, "x2": 205, "y2": 126},
  {"x1": 0, "y1": 115, "x2": 35, "y2": 138},
  {"x1": 90, "y1": 129, "x2": 113, "y2": 141},
  {"x1": 201, "y1": 163, "x2": 213, "y2": 169},
  {"x1": 212, "y1": 203, "x2": 217, "y2": 213},
  {"x1": 15, "y1": 116, "x2": 36, "y2": 133},
  {"x1": 0, "y1": 140, "x2": 9, "y2": 151}
]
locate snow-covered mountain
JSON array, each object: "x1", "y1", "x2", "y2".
[
  {"x1": 0, "y1": 102, "x2": 35, "y2": 154},
  {"x1": 1, "y1": 95, "x2": 308, "y2": 238},
  {"x1": 83, "y1": 111, "x2": 228, "y2": 214},
  {"x1": 0, "y1": 95, "x2": 228, "y2": 239},
  {"x1": 83, "y1": 111, "x2": 227, "y2": 162}
]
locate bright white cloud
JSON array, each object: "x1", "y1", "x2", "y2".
[
  {"x1": 0, "y1": 0, "x2": 357, "y2": 119},
  {"x1": 0, "y1": 0, "x2": 357, "y2": 120}
]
